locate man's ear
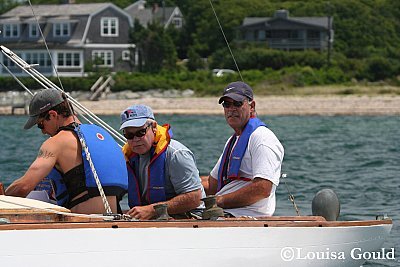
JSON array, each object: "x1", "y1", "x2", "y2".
[
  {"x1": 250, "y1": 100, "x2": 256, "y2": 111},
  {"x1": 152, "y1": 121, "x2": 158, "y2": 133},
  {"x1": 48, "y1": 110, "x2": 57, "y2": 118}
]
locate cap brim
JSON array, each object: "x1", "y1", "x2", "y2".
[
  {"x1": 218, "y1": 93, "x2": 247, "y2": 104},
  {"x1": 120, "y1": 118, "x2": 148, "y2": 130},
  {"x1": 24, "y1": 115, "x2": 39, "y2": 130}
]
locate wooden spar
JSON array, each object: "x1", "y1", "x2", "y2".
[{"x1": 0, "y1": 183, "x2": 4, "y2": 195}]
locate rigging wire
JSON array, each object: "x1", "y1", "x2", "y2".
[
  {"x1": 0, "y1": 46, "x2": 126, "y2": 146},
  {"x1": 27, "y1": 0, "x2": 65, "y2": 92},
  {"x1": 208, "y1": 0, "x2": 243, "y2": 82}
]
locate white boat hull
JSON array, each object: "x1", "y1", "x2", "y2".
[{"x1": 0, "y1": 223, "x2": 392, "y2": 267}]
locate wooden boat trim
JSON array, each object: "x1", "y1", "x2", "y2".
[{"x1": 0, "y1": 218, "x2": 392, "y2": 231}]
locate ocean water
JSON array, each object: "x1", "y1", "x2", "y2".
[{"x1": 0, "y1": 114, "x2": 399, "y2": 266}]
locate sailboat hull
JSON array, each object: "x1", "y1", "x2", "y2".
[{"x1": 0, "y1": 221, "x2": 392, "y2": 267}]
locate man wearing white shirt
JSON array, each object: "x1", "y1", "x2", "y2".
[{"x1": 205, "y1": 81, "x2": 284, "y2": 217}]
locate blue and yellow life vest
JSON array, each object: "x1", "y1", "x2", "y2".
[
  {"x1": 123, "y1": 124, "x2": 172, "y2": 208},
  {"x1": 217, "y1": 117, "x2": 267, "y2": 191}
]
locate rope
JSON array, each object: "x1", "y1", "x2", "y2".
[
  {"x1": 281, "y1": 174, "x2": 301, "y2": 216},
  {"x1": 0, "y1": 198, "x2": 115, "y2": 220},
  {"x1": 208, "y1": 0, "x2": 244, "y2": 82}
]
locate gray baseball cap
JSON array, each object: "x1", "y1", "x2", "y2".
[
  {"x1": 218, "y1": 81, "x2": 253, "y2": 104},
  {"x1": 120, "y1": 104, "x2": 155, "y2": 130},
  {"x1": 24, "y1": 89, "x2": 64, "y2": 129}
]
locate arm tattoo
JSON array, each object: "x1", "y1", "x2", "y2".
[{"x1": 37, "y1": 149, "x2": 55, "y2": 159}]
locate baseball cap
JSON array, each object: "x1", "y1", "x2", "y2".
[
  {"x1": 120, "y1": 104, "x2": 155, "y2": 130},
  {"x1": 218, "y1": 81, "x2": 253, "y2": 104},
  {"x1": 24, "y1": 89, "x2": 64, "y2": 130}
]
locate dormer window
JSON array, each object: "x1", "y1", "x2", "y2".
[
  {"x1": 53, "y1": 22, "x2": 70, "y2": 37},
  {"x1": 29, "y1": 24, "x2": 39, "y2": 38},
  {"x1": 172, "y1": 18, "x2": 182, "y2": 28},
  {"x1": 3, "y1": 24, "x2": 20, "y2": 38},
  {"x1": 101, "y1": 17, "x2": 118, "y2": 37}
]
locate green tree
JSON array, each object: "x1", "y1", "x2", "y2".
[
  {"x1": 132, "y1": 22, "x2": 177, "y2": 73},
  {"x1": 186, "y1": 46, "x2": 204, "y2": 71}
]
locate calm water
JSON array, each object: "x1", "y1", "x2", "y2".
[{"x1": 0, "y1": 115, "x2": 399, "y2": 266}]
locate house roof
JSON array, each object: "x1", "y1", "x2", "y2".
[
  {"x1": 153, "y1": 7, "x2": 177, "y2": 23},
  {"x1": 241, "y1": 11, "x2": 330, "y2": 30},
  {"x1": 1, "y1": 3, "x2": 110, "y2": 17},
  {"x1": 124, "y1": 1, "x2": 181, "y2": 28},
  {"x1": 0, "y1": 3, "x2": 133, "y2": 47}
]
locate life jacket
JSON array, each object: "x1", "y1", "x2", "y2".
[
  {"x1": 123, "y1": 124, "x2": 172, "y2": 208},
  {"x1": 45, "y1": 123, "x2": 128, "y2": 208},
  {"x1": 217, "y1": 117, "x2": 267, "y2": 191}
]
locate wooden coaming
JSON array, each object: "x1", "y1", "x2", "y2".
[{"x1": 0, "y1": 216, "x2": 392, "y2": 231}]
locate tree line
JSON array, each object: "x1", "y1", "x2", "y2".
[{"x1": 1, "y1": 0, "x2": 400, "y2": 93}]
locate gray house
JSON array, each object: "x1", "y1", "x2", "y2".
[
  {"x1": 125, "y1": 0, "x2": 183, "y2": 29},
  {"x1": 237, "y1": 9, "x2": 333, "y2": 51},
  {"x1": 0, "y1": 2, "x2": 133, "y2": 77}
]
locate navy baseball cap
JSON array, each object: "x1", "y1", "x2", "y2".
[
  {"x1": 120, "y1": 104, "x2": 155, "y2": 130},
  {"x1": 218, "y1": 81, "x2": 253, "y2": 104}
]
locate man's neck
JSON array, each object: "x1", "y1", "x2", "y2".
[
  {"x1": 233, "y1": 128, "x2": 243, "y2": 136},
  {"x1": 61, "y1": 116, "x2": 78, "y2": 126}
]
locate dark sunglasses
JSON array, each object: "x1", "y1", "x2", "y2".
[
  {"x1": 123, "y1": 124, "x2": 151, "y2": 140},
  {"x1": 37, "y1": 113, "x2": 50, "y2": 129},
  {"x1": 221, "y1": 100, "x2": 244, "y2": 108}
]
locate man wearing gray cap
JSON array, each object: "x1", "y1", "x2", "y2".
[
  {"x1": 120, "y1": 104, "x2": 205, "y2": 220},
  {"x1": 204, "y1": 81, "x2": 284, "y2": 217},
  {"x1": 6, "y1": 89, "x2": 128, "y2": 214}
]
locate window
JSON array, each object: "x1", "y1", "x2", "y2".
[
  {"x1": 2, "y1": 54, "x2": 18, "y2": 67},
  {"x1": 122, "y1": 50, "x2": 130, "y2": 61},
  {"x1": 258, "y1": 30, "x2": 266, "y2": 41},
  {"x1": 3, "y1": 24, "x2": 20, "y2": 38},
  {"x1": 101, "y1": 18, "x2": 118, "y2": 37},
  {"x1": 29, "y1": 24, "x2": 39, "y2": 38},
  {"x1": 25, "y1": 52, "x2": 51, "y2": 67},
  {"x1": 92, "y1": 50, "x2": 113, "y2": 66},
  {"x1": 57, "y1": 52, "x2": 80, "y2": 67},
  {"x1": 308, "y1": 30, "x2": 320, "y2": 39},
  {"x1": 172, "y1": 18, "x2": 182, "y2": 28},
  {"x1": 53, "y1": 23, "x2": 70, "y2": 37}
]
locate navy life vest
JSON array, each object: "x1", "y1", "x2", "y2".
[
  {"x1": 217, "y1": 117, "x2": 267, "y2": 191},
  {"x1": 125, "y1": 125, "x2": 172, "y2": 207}
]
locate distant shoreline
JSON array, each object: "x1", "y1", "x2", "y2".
[{"x1": 2, "y1": 95, "x2": 400, "y2": 116}]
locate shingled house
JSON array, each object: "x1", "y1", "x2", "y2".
[
  {"x1": 237, "y1": 9, "x2": 333, "y2": 51},
  {"x1": 0, "y1": 2, "x2": 133, "y2": 77},
  {"x1": 124, "y1": 0, "x2": 183, "y2": 29}
]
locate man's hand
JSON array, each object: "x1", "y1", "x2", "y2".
[{"x1": 126, "y1": 205, "x2": 156, "y2": 220}]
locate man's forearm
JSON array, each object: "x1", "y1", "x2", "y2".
[
  {"x1": 217, "y1": 178, "x2": 272, "y2": 209},
  {"x1": 165, "y1": 189, "x2": 202, "y2": 214},
  {"x1": 5, "y1": 178, "x2": 31, "y2": 197}
]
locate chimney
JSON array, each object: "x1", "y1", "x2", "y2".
[
  {"x1": 152, "y1": 3, "x2": 159, "y2": 14},
  {"x1": 274, "y1": 9, "x2": 289, "y2": 19}
]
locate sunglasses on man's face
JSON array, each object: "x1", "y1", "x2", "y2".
[
  {"x1": 123, "y1": 124, "x2": 151, "y2": 140},
  {"x1": 221, "y1": 100, "x2": 244, "y2": 108},
  {"x1": 37, "y1": 113, "x2": 50, "y2": 129}
]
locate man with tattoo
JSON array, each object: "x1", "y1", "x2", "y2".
[{"x1": 6, "y1": 89, "x2": 128, "y2": 214}]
